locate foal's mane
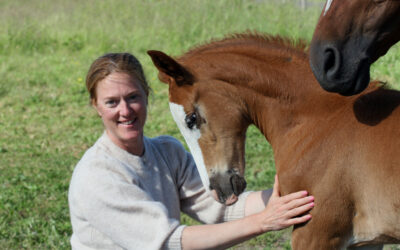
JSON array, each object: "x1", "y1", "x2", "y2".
[
  {"x1": 180, "y1": 32, "x2": 309, "y2": 61},
  {"x1": 177, "y1": 32, "x2": 386, "y2": 97}
]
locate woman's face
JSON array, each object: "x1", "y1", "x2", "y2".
[{"x1": 94, "y1": 72, "x2": 147, "y2": 155}]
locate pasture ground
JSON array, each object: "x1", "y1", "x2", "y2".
[{"x1": 0, "y1": 0, "x2": 399, "y2": 249}]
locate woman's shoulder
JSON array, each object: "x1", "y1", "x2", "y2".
[
  {"x1": 75, "y1": 145, "x2": 107, "y2": 168},
  {"x1": 145, "y1": 135, "x2": 192, "y2": 172},
  {"x1": 71, "y1": 147, "x2": 112, "y2": 183},
  {"x1": 146, "y1": 135, "x2": 186, "y2": 152},
  {"x1": 71, "y1": 139, "x2": 135, "y2": 185}
]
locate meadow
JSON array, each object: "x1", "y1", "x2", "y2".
[{"x1": 0, "y1": 0, "x2": 399, "y2": 249}]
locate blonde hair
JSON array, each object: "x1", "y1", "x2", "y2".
[{"x1": 86, "y1": 53, "x2": 150, "y2": 104}]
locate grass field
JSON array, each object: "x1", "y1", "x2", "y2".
[{"x1": 0, "y1": 0, "x2": 399, "y2": 249}]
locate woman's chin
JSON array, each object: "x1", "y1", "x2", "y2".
[
  {"x1": 107, "y1": 129, "x2": 143, "y2": 145},
  {"x1": 121, "y1": 131, "x2": 143, "y2": 142}
]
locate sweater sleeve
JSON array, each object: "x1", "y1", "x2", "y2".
[
  {"x1": 69, "y1": 157, "x2": 185, "y2": 250},
  {"x1": 157, "y1": 136, "x2": 251, "y2": 224}
]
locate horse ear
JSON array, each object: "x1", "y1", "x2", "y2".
[{"x1": 147, "y1": 50, "x2": 194, "y2": 86}]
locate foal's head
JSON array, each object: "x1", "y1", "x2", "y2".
[
  {"x1": 310, "y1": 0, "x2": 400, "y2": 96},
  {"x1": 148, "y1": 50, "x2": 248, "y2": 205}
]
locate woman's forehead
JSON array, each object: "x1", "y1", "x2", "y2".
[
  {"x1": 96, "y1": 72, "x2": 144, "y2": 97},
  {"x1": 103, "y1": 72, "x2": 137, "y2": 84}
]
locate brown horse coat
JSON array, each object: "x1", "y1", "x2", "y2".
[
  {"x1": 310, "y1": 0, "x2": 400, "y2": 95},
  {"x1": 148, "y1": 33, "x2": 400, "y2": 249}
]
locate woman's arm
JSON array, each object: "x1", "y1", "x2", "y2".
[
  {"x1": 181, "y1": 175, "x2": 314, "y2": 249},
  {"x1": 244, "y1": 188, "x2": 272, "y2": 216}
]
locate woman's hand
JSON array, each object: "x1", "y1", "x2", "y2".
[
  {"x1": 181, "y1": 175, "x2": 314, "y2": 249},
  {"x1": 258, "y1": 175, "x2": 314, "y2": 232}
]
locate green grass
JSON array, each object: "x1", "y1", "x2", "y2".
[{"x1": 0, "y1": 0, "x2": 399, "y2": 249}]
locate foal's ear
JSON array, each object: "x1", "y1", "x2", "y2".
[{"x1": 147, "y1": 50, "x2": 194, "y2": 86}]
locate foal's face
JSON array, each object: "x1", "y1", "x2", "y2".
[
  {"x1": 310, "y1": 0, "x2": 400, "y2": 96},
  {"x1": 148, "y1": 51, "x2": 247, "y2": 205}
]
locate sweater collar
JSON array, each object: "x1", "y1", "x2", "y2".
[{"x1": 98, "y1": 131, "x2": 151, "y2": 167}]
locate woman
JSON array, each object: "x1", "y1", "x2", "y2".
[{"x1": 68, "y1": 52, "x2": 314, "y2": 249}]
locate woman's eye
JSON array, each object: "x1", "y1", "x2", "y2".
[
  {"x1": 105, "y1": 100, "x2": 117, "y2": 106},
  {"x1": 128, "y1": 95, "x2": 138, "y2": 102},
  {"x1": 185, "y1": 112, "x2": 197, "y2": 129}
]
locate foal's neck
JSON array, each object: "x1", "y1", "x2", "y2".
[{"x1": 240, "y1": 58, "x2": 348, "y2": 147}]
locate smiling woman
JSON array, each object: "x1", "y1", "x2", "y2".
[
  {"x1": 67, "y1": 52, "x2": 314, "y2": 249},
  {"x1": 93, "y1": 72, "x2": 148, "y2": 155},
  {"x1": 86, "y1": 53, "x2": 149, "y2": 155}
]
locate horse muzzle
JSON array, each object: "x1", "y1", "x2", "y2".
[
  {"x1": 309, "y1": 38, "x2": 372, "y2": 96},
  {"x1": 209, "y1": 170, "x2": 247, "y2": 205}
]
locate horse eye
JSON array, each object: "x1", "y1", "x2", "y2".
[{"x1": 185, "y1": 112, "x2": 197, "y2": 129}]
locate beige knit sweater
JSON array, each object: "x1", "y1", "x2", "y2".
[{"x1": 68, "y1": 132, "x2": 250, "y2": 250}]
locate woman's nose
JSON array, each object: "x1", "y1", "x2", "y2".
[{"x1": 119, "y1": 100, "x2": 133, "y2": 116}]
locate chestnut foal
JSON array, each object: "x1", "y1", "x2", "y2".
[{"x1": 149, "y1": 34, "x2": 400, "y2": 249}]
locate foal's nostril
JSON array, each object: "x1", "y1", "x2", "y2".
[{"x1": 230, "y1": 174, "x2": 247, "y2": 196}]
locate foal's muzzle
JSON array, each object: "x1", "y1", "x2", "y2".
[{"x1": 209, "y1": 170, "x2": 247, "y2": 205}]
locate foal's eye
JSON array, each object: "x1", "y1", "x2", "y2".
[{"x1": 185, "y1": 112, "x2": 197, "y2": 129}]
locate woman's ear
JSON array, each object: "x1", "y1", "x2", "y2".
[{"x1": 91, "y1": 99, "x2": 102, "y2": 117}]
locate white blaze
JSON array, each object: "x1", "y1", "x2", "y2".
[
  {"x1": 324, "y1": 0, "x2": 333, "y2": 16},
  {"x1": 169, "y1": 102, "x2": 210, "y2": 191}
]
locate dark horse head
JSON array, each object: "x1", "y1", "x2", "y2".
[{"x1": 309, "y1": 0, "x2": 400, "y2": 96}]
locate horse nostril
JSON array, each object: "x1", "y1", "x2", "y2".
[
  {"x1": 324, "y1": 49, "x2": 335, "y2": 72},
  {"x1": 230, "y1": 174, "x2": 247, "y2": 196},
  {"x1": 323, "y1": 46, "x2": 341, "y2": 81}
]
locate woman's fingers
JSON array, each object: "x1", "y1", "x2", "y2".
[
  {"x1": 271, "y1": 175, "x2": 280, "y2": 197},
  {"x1": 285, "y1": 195, "x2": 314, "y2": 210},
  {"x1": 286, "y1": 201, "x2": 314, "y2": 218},
  {"x1": 280, "y1": 190, "x2": 309, "y2": 204},
  {"x1": 271, "y1": 175, "x2": 310, "y2": 206},
  {"x1": 287, "y1": 213, "x2": 312, "y2": 225},
  {"x1": 265, "y1": 175, "x2": 314, "y2": 230}
]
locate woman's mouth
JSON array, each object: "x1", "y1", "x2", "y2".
[{"x1": 118, "y1": 118, "x2": 136, "y2": 125}]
